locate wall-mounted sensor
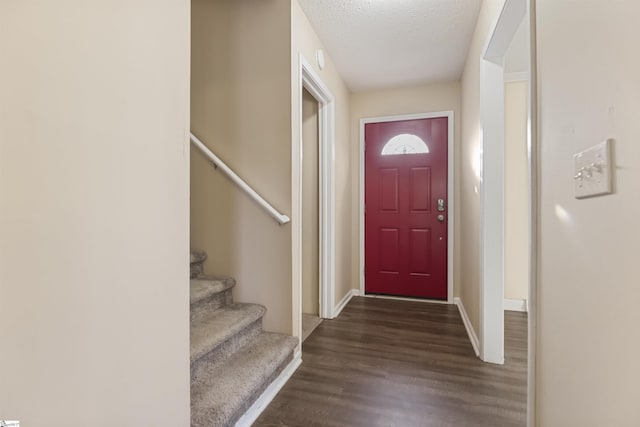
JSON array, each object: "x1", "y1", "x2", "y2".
[{"x1": 316, "y1": 49, "x2": 325, "y2": 70}]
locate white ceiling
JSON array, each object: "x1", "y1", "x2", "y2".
[{"x1": 298, "y1": 0, "x2": 483, "y2": 92}]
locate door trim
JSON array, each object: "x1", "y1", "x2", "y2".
[
  {"x1": 479, "y1": 0, "x2": 529, "y2": 366},
  {"x1": 293, "y1": 53, "x2": 336, "y2": 352},
  {"x1": 359, "y1": 111, "x2": 455, "y2": 304}
]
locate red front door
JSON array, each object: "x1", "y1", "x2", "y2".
[{"x1": 365, "y1": 117, "x2": 448, "y2": 299}]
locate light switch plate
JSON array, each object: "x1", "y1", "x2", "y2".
[{"x1": 573, "y1": 139, "x2": 613, "y2": 199}]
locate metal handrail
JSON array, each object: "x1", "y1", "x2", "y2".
[{"x1": 190, "y1": 133, "x2": 290, "y2": 225}]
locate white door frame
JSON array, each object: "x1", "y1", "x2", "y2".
[
  {"x1": 292, "y1": 54, "x2": 336, "y2": 349},
  {"x1": 479, "y1": 0, "x2": 528, "y2": 365},
  {"x1": 359, "y1": 111, "x2": 455, "y2": 304},
  {"x1": 526, "y1": 3, "x2": 537, "y2": 425}
]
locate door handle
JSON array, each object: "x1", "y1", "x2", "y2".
[
  {"x1": 437, "y1": 214, "x2": 445, "y2": 222},
  {"x1": 437, "y1": 198, "x2": 445, "y2": 212}
]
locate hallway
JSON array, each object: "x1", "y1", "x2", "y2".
[{"x1": 256, "y1": 297, "x2": 527, "y2": 426}]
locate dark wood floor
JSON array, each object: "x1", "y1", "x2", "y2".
[{"x1": 255, "y1": 297, "x2": 527, "y2": 427}]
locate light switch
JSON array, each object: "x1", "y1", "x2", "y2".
[{"x1": 573, "y1": 139, "x2": 613, "y2": 199}]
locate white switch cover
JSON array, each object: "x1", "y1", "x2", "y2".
[{"x1": 573, "y1": 139, "x2": 613, "y2": 199}]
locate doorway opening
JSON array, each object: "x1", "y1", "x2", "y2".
[
  {"x1": 359, "y1": 112, "x2": 455, "y2": 304},
  {"x1": 479, "y1": 1, "x2": 535, "y2": 423},
  {"x1": 301, "y1": 87, "x2": 322, "y2": 342},
  {"x1": 479, "y1": 0, "x2": 531, "y2": 364},
  {"x1": 293, "y1": 54, "x2": 336, "y2": 350}
]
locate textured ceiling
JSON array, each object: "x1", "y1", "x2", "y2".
[{"x1": 298, "y1": 0, "x2": 482, "y2": 92}]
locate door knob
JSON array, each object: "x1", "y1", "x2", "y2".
[{"x1": 437, "y1": 214, "x2": 445, "y2": 222}]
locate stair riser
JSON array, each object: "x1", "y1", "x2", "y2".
[
  {"x1": 190, "y1": 334, "x2": 298, "y2": 427},
  {"x1": 190, "y1": 261, "x2": 204, "y2": 279},
  {"x1": 191, "y1": 318, "x2": 263, "y2": 383},
  {"x1": 190, "y1": 290, "x2": 233, "y2": 322}
]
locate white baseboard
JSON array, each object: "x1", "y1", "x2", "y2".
[
  {"x1": 332, "y1": 289, "x2": 360, "y2": 318},
  {"x1": 454, "y1": 297, "x2": 480, "y2": 357},
  {"x1": 504, "y1": 298, "x2": 528, "y2": 312},
  {"x1": 235, "y1": 353, "x2": 302, "y2": 427}
]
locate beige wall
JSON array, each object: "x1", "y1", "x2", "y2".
[
  {"x1": 0, "y1": 1, "x2": 190, "y2": 425},
  {"x1": 504, "y1": 81, "x2": 529, "y2": 302},
  {"x1": 191, "y1": 0, "x2": 292, "y2": 333},
  {"x1": 292, "y1": 1, "x2": 353, "y2": 310},
  {"x1": 536, "y1": 1, "x2": 640, "y2": 425},
  {"x1": 460, "y1": 0, "x2": 505, "y2": 332},
  {"x1": 191, "y1": 0, "x2": 351, "y2": 335},
  {"x1": 350, "y1": 82, "x2": 462, "y2": 297},
  {"x1": 302, "y1": 88, "x2": 319, "y2": 315}
]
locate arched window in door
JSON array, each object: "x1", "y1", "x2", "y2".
[{"x1": 381, "y1": 133, "x2": 429, "y2": 155}]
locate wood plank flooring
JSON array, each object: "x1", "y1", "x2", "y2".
[{"x1": 255, "y1": 297, "x2": 527, "y2": 427}]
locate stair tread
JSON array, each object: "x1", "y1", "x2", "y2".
[
  {"x1": 191, "y1": 332, "x2": 298, "y2": 427},
  {"x1": 190, "y1": 275, "x2": 235, "y2": 306},
  {"x1": 190, "y1": 250, "x2": 207, "y2": 263},
  {"x1": 190, "y1": 303, "x2": 266, "y2": 364}
]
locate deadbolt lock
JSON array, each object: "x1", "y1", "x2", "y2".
[{"x1": 437, "y1": 198, "x2": 445, "y2": 212}]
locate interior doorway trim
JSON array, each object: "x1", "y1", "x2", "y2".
[
  {"x1": 479, "y1": 0, "x2": 528, "y2": 365},
  {"x1": 293, "y1": 54, "x2": 336, "y2": 351},
  {"x1": 358, "y1": 111, "x2": 455, "y2": 304}
]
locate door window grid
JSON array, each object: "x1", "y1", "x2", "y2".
[{"x1": 381, "y1": 133, "x2": 429, "y2": 155}]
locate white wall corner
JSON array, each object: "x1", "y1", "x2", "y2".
[
  {"x1": 332, "y1": 289, "x2": 359, "y2": 319},
  {"x1": 454, "y1": 297, "x2": 480, "y2": 357},
  {"x1": 504, "y1": 298, "x2": 528, "y2": 312}
]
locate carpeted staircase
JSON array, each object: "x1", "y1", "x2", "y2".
[{"x1": 190, "y1": 250, "x2": 298, "y2": 427}]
